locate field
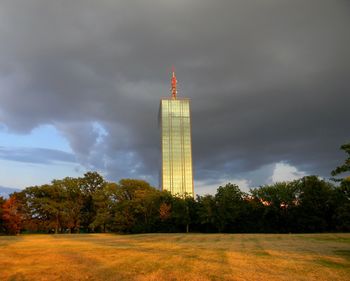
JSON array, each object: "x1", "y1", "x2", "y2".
[{"x1": 0, "y1": 233, "x2": 349, "y2": 281}]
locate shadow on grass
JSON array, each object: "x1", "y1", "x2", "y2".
[
  {"x1": 315, "y1": 258, "x2": 347, "y2": 269},
  {"x1": 298, "y1": 235, "x2": 350, "y2": 243},
  {"x1": 8, "y1": 272, "x2": 27, "y2": 281},
  {"x1": 252, "y1": 250, "x2": 271, "y2": 257},
  {"x1": 334, "y1": 250, "x2": 350, "y2": 261}
]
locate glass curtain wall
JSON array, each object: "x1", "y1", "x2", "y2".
[{"x1": 161, "y1": 98, "x2": 193, "y2": 196}]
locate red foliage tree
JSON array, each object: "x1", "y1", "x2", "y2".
[
  {"x1": 2, "y1": 196, "x2": 23, "y2": 235},
  {"x1": 159, "y1": 203, "x2": 171, "y2": 221}
]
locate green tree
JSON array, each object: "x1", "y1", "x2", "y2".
[
  {"x1": 171, "y1": 196, "x2": 191, "y2": 233},
  {"x1": 80, "y1": 172, "x2": 106, "y2": 232},
  {"x1": 292, "y1": 176, "x2": 336, "y2": 232},
  {"x1": 332, "y1": 184, "x2": 350, "y2": 231},
  {"x1": 330, "y1": 142, "x2": 350, "y2": 231},
  {"x1": 241, "y1": 195, "x2": 265, "y2": 233},
  {"x1": 196, "y1": 194, "x2": 216, "y2": 232},
  {"x1": 24, "y1": 184, "x2": 67, "y2": 233},
  {"x1": 112, "y1": 179, "x2": 160, "y2": 233},
  {"x1": 214, "y1": 183, "x2": 246, "y2": 232},
  {"x1": 91, "y1": 182, "x2": 118, "y2": 232},
  {"x1": 331, "y1": 142, "x2": 350, "y2": 183},
  {"x1": 250, "y1": 182, "x2": 299, "y2": 232},
  {"x1": 52, "y1": 177, "x2": 83, "y2": 233}
]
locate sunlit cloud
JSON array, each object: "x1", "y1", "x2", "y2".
[{"x1": 270, "y1": 162, "x2": 307, "y2": 183}]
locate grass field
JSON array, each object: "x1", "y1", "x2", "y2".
[{"x1": 0, "y1": 233, "x2": 349, "y2": 281}]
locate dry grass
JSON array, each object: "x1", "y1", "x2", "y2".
[{"x1": 0, "y1": 233, "x2": 349, "y2": 281}]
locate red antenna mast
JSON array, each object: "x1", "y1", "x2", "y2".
[{"x1": 171, "y1": 67, "x2": 177, "y2": 99}]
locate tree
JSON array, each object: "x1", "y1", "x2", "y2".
[
  {"x1": 250, "y1": 182, "x2": 299, "y2": 232},
  {"x1": 331, "y1": 142, "x2": 350, "y2": 184},
  {"x1": 241, "y1": 195, "x2": 265, "y2": 233},
  {"x1": 112, "y1": 179, "x2": 160, "y2": 233},
  {"x1": 196, "y1": 194, "x2": 216, "y2": 232},
  {"x1": 80, "y1": 172, "x2": 106, "y2": 232},
  {"x1": 156, "y1": 191, "x2": 174, "y2": 232},
  {"x1": 332, "y1": 184, "x2": 350, "y2": 231},
  {"x1": 292, "y1": 176, "x2": 336, "y2": 232},
  {"x1": 214, "y1": 183, "x2": 246, "y2": 232},
  {"x1": 159, "y1": 202, "x2": 171, "y2": 221},
  {"x1": 171, "y1": 196, "x2": 191, "y2": 233},
  {"x1": 91, "y1": 182, "x2": 118, "y2": 232},
  {"x1": 81, "y1": 172, "x2": 106, "y2": 194},
  {"x1": 24, "y1": 183, "x2": 68, "y2": 233},
  {"x1": 0, "y1": 196, "x2": 7, "y2": 233},
  {"x1": 2, "y1": 196, "x2": 24, "y2": 235},
  {"x1": 52, "y1": 177, "x2": 83, "y2": 233}
]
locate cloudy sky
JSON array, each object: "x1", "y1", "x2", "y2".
[{"x1": 0, "y1": 0, "x2": 349, "y2": 194}]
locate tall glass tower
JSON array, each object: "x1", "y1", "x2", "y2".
[{"x1": 160, "y1": 71, "x2": 194, "y2": 197}]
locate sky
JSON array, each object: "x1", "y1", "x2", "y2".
[{"x1": 0, "y1": 0, "x2": 349, "y2": 194}]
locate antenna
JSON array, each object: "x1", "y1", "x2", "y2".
[{"x1": 171, "y1": 67, "x2": 177, "y2": 99}]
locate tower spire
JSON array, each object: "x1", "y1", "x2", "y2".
[{"x1": 171, "y1": 67, "x2": 177, "y2": 99}]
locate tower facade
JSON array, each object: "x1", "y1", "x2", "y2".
[{"x1": 160, "y1": 71, "x2": 194, "y2": 197}]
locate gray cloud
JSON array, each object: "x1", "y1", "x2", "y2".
[
  {"x1": 0, "y1": 0, "x2": 349, "y2": 190},
  {"x1": 0, "y1": 146, "x2": 76, "y2": 164}
]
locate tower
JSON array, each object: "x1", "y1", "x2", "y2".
[{"x1": 160, "y1": 70, "x2": 194, "y2": 197}]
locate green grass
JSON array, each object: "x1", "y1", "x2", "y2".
[{"x1": 0, "y1": 233, "x2": 349, "y2": 280}]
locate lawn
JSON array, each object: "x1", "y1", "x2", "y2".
[{"x1": 0, "y1": 233, "x2": 349, "y2": 281}]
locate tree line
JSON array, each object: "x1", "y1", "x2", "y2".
[{"x1": 1, "y1": 143, "x2": 349, "y2": 235}]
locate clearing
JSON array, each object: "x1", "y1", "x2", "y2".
[{"x1": 0, "y1": 233, "x2": 349, "y2": 280}]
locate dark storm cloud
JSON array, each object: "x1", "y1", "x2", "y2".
[
  {"x1": 0, "y1": 147, "x2": 75, "y2": 164},
  {"x1": 0, "y1": 0, "x2": 349, "y2": 188}
]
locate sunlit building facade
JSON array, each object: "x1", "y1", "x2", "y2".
[{"x1": 160, "y1": 71, "x2": 194, "y2": 197}]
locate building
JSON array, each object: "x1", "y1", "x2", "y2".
[{"x1": 159, "y1": 71, "x2": 194, "y2": 197}]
